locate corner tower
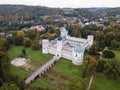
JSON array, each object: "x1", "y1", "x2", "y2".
[
  {"x1": 87, "y1": 35, "x2": 94, "y2": 46},
  {"x1": 72, "y1": 46, "x2": 85, "y2": 65},
  {"x1": 42, "y1": 39, "x2": 49, "y2": 54}
]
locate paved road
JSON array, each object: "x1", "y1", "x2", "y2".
[{"x1": 25, "y1": 56, "x2": 60, "y2": 84}]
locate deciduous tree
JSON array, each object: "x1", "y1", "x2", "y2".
[{"x1": 82, "y1": 55, "x2": 98, "y2": 78}]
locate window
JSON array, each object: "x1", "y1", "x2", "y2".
[{"x1": 76, "y1": 54, "x2": 77, "y2": 57}]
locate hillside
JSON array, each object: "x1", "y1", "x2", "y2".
[
  {"x1": 88, "y1": 7, "x2": 120, "y2": 16},
  {"x1": 0, "y1": 5, "x2": 61, "y2": 21},
  {"x1": 0, "y1": 5, "x2": 96, "y2": 21}
]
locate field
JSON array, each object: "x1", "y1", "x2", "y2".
[
  {"x1": 8, "y1": 46, "x2": 86, "y2": 90},
  {"x1": 8, "y1": 46, "x2": 120, "y2": 90}
]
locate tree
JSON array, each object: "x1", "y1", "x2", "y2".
[
  {"x1": 31, "y1": 39, "x2": 40, "y2": 50},
  {"x1": 104, "y1": 59, "x2": 120, "y2": 79},
  {"x1": 14, "y1": 36, "x2": 23, "y2": 45},
  {"x1": 110, "y1": 39, "x2": 120, "y2": 49},
  {"x1": 105, "y1": 32, "x2": 115, "y2": 46},
  {"x1": 88, "y1": 43, "x2": 99, "y2": 55},
  {"x1": 1, "y1": 56, "x2": 10, "y2": 82},
  {"x1": 102, "y1": 50, "x2": 115, "y2": 58},
  {"x1": 95, "y1": 31, "x2": 104, "y2": 41},
  {"x1": 0, "y1": 38, "x2": 9, "y2": 51},
  {"x1": 16, "y1": 31, "x2": 24, "y2": 38},
  {"x1": 82, "y1": 55, "x2": 98, "y2": 78},
  {"x1": 25, "y1": 29, "x2": 37, "y2": 40},
  {"x1": 23, "y1": 37, "x2": 32, "y2": 47},
  {"x1": 97, "y1": 59, "x2": 106, "y2": 72},
  {"x1": 20, "y1": 48, "x2": 26, "y2": 58}
]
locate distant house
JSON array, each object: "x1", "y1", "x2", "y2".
[
  {"x1": 117, "y1": 20, "x2": 120, "y2": 24},
  {"x1": 0, "y1": 32, "x2": 6, "y2": 38},
  {"x1": 30, "y1": 26, "x2": 36, "y2": 30},
  {"x1": 36, "y1": 25, "x2": 45, "y2": 31},
  {"x1": 22, "y1": 27, "x2": 29, "y2": 31}
]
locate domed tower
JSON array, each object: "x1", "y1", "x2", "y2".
[
  {"x1": 42, "y1": 39, "x2": 49, "y2": 54},
  {"x1": 60, "y1": 27, "x2": 68, "y2": 38},
  {"x1": 72, "y1": 46, "x2": 85, "y2": 65},
  {"x1": 56, "y1": 37, "x2": 63, "y2": 57}
]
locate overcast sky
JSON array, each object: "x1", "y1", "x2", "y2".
[{"x1": 0, "y1": 0, "x2": 120, "y2": 8}]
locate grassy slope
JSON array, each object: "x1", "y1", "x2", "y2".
[
  {"x1": 8, "y1": 46, "x2": 86, "y2": 89},
  {"x1": 53, "y1": 58, "x2": 83, "y2": 79},
  {"x1": 93, "y1": 74, "x2": 120, "y2": 90},
  {"x1": 10, "y1": 65, "x2": 28, "y2": 79},
  {"x1": 29, "y1": 79, "x2": 56, "y2": 89},
  {"x1": 8, "y1": 46, "x2": 55, "y2": 89}
]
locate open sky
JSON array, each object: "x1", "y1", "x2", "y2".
[{"x1": 0, "y1": 0, "x2": 120, "y2": 8}]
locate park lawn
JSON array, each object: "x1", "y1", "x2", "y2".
[
  {"x1": 8, "y1": 46, "x2": 53, "y2": 64},
  {"x1": 93, "y1": 73, "x2": 120, "y2": 90},
  {"x1": 26, "y1": 48, "x2": 53, "y2": 64}
]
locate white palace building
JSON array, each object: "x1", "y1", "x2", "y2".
[{"x1": 42, "y1": 27, "x2": 94, "y2": 65}]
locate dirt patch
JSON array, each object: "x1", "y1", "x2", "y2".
[{"x1": 20, "y1": 60, "x2": 41, "y2": 73}]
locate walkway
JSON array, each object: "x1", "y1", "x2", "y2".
[
  {"x1": 87, "y1": 75, "x2": 94, "y2": 90},
  {"x1": 25, "y1": 56, "x2": 60, "y2": 84}
]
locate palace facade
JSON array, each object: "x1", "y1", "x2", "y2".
[{"x1": 42, "y1": 27, "x2": 94, "y2": 65}]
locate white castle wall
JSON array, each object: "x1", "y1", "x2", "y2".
[
  {"x1": 48, "y1": 45, "x2": 57, "y2": 55},
  {"x1": 42, "y1": 27, "x2": 94, "y2": 65},
  {"x1": 42, "y1": 39, "x2": 49, "y2": 54},
  {"x1": 61, "y1": 49, "x2": 73, "y2": 60},
  {"x1": 56, "y1": 40, "x2": 63, "y2": 57}
]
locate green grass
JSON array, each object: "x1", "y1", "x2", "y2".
[
  {"x1": 10, "y1": 65, "x2": 28, "y2": 79},
  {"x1": 29, "y1": 79, "x2": 56, "y2": 90},
  {"x1": 8, "y1": 46, "x2": 54, "y2": 89},
  {"x1": 53, "y1": 58, "x2": 83, "y2": 79},
  {"x1": 112, "y1": 50, "x2": 120, "y2": 60},
  {"x1": 93, "y1": 74, "x2": 120, "y2": 90},
  {"x1": 93, "y1": 50, "x2": 120, "y2": 90},
  {"x1": 8, "y1": 46, "x2": 53, "y2": 64},
  {"x1": 8, "y1": 46, "x2": 83, "y2": 79},
  {"x1": 8, "y1": 46, "x2": 120, "y2": 90}
]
